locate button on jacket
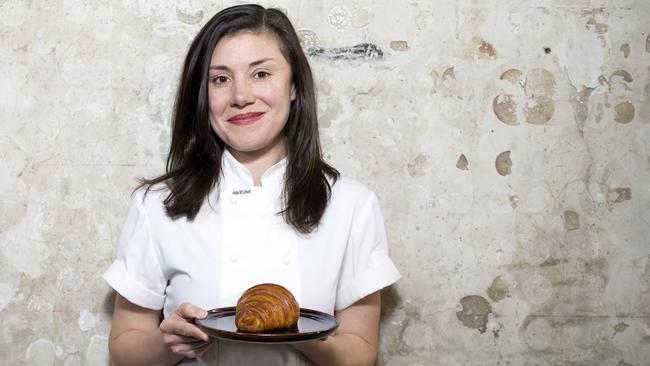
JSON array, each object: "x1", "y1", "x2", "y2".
[{"x1": 103, "y1": 150, "x2": 401, "y2": 365}]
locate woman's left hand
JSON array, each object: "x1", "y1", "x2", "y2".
[{"x1": 292, "y1": 291, "x2": 381, "y2": 366}]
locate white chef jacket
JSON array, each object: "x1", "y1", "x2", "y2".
[{"x1": 103, "y1": 150, "x2": 401, "y2": 365}]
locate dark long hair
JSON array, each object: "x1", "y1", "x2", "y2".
[{"x1": 140, "y1": 4, "x2": 338, "y2": 233}]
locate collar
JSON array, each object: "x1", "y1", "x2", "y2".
[{"x1": 220, "y1": 149, "x2": 287, "y2": 189}]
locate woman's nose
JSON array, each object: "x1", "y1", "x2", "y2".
[{"x1": 230, "y1": 79, "x2": 255, "y2": 107}]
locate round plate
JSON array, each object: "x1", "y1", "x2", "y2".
[{"x1": 196, "y1": 307, "x2": 338, "y2": 344}]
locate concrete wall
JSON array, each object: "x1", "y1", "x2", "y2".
[{"x1": 1, "y1": 0, "x2": 649, "y2": 364}]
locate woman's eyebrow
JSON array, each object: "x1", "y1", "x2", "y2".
[{"x1": 209, "y1": 58, "x2": 275, "y2": 71}]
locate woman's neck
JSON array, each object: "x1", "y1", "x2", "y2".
[{"x1": 227, "y1": 140, "x2": 287, "y2": 186}]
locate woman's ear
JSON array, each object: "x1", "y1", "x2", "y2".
[{"x1": 290, "y1": 83, "x2": 296, "y2": 101}]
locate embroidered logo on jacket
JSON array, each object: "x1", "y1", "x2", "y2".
[{"x1": 232, "y1": 189, "x2": 251, "y2": 195}]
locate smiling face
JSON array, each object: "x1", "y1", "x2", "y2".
[{"x1": 208, "y1": 31, "x2": 296, "y2": 163}]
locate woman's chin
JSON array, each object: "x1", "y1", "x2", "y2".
[{"x1": 225, "y1": 138, "x2": 287, "y2": 159}]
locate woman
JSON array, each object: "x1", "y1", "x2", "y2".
[{"x1": 104, "y1": 4, "x2": 400, "y2": 365}]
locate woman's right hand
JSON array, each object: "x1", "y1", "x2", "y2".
[{"x1": 159, "y1": 302, "x2": 213, "y2": 359}]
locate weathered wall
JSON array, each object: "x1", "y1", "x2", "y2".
[{"x1": 1, "y1": 0, "x2": 649, "y2": 365}]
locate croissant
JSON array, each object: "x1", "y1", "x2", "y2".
[{"x1": 235, "y1": 283, "x2": 300, "y2": 332}]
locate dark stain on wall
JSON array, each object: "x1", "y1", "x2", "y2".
[
  {"x1": 614, "y1": 101, "x2": 635, "y2": 124},
  {"x1": 564, "y1": 210, "x2": 580, "y2": 231},
  {"x1": 539, "y1": 257, "x2": 565, "y2": 267},
  {"x1": 575, "y1": 70, "x2": 638, "y2": 126},
  {"x1": 478, "y1": 39, "x2": 496, "y2": 59},
  {"x1": 307, "y1": 43, "x2": 383, "y2": 60},
  {"x1": 493, "y1": 94, "x2": 518, "y2": 125},
  {"x1": 442, "y1": 67, "x2": 455, "y2": 81},
  {"x1": 380, "y1": 285, "x2": 401, "y2": 318},
  {"x1": 646, "y1": 34, "x2": 650, "y2": 53},
  {"x1": 525, "y1": 94, "x2": 555, "y2": 125},
  {"x1": 582, "y1": 8, "x2": 610, "y2": 53},
  {"x1": 456, "y1": 154, "x2": 469, "y2": 170},
  {"x1": 487, "y1": 276, "x2": 510, "y2": 302},
  {"x1": 493, "y1": 69, "x2": 523, "y2": 125},
  {"x1": 456, "y1": 295, "x2": 492, "y2": 333},
  {"x1": 493, "y1": 68, "x2": 556, "y2": 125},
  {"x1": 526, "y1": 68, "x2": 556, "y2": 95},
  {"x1": 613, "y1": 321, "x2": 629, "y2": 335},
  {"x1": 620, "y1": 43, "x2": 630, "y2": 58},
  {"x1": 407, "y1": 153, "x2": 428, "y2": 177},
  {"x1": 495, "y1": 151, "x2": 512, "y2": 176},
  {"x1": 611, "y1": 70, "x2": 633, "y2": 83},
  {"x1": 430, "y1": 66, "x2": 458, "y2": 96},
  {"x1": 501, "y1": 68, "x2": 524, "y2": 84},
  {"x1": 524, "y1": 69, "x2": 556, "y2": 125},
  {"x1": 608, "y1": 187, "x2": 632, "y2": 206},
  {"x1": 586, "y1": 15, "x2": 608, "y2": 34},
  {"x1": 390, "y1": 40, "x2": 409, "y2": 51},
  {"x1": 584, "y1": 257, "x2": 608, "y2": 276},
  {"x1": 509, "y1": 195, "x2": 519, "y2": 208}
]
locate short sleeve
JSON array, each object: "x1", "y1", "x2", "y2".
[
  {"x1": 103, "y1": 191, "x2": 167, "y2": 309},
  {"x1": 335, "y1": 192, "x2": 401, "y2": 310}
]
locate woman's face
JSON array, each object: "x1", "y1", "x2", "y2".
[{"x1": 207, "y1": 31, "x2": 295, "y2": 160}]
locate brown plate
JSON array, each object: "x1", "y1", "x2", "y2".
[{"x1": 196, "y1": 307, "x2": 338, "y2": 344}]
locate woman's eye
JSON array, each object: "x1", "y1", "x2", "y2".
[
  {"x1": 211, "y1": 75, "x2": 229, "y2": 84},
  {"x1": 254, "y1": 71, "x2": 270, "y2": 79}
]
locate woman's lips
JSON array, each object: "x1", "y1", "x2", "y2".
[{"x1": 227, "y1": 112, "x2": 265, "y2": 125}]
